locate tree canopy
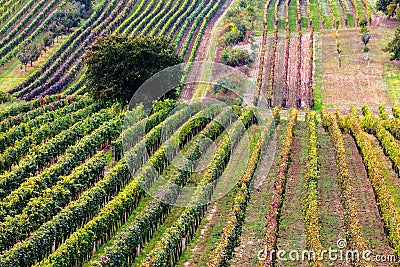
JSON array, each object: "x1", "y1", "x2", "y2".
[
  {"x1": 85, "y1": 35, "x2": 183, "y2": 103},
  {"x1": 384, "y1": 27, "x2": 400, "y2": 60},
  {"x1": 17, "y1": 42, "x2": 41, "y2": 71},
  {"x1": 376, "y1": 0, "x2": 393, "y2": 14}
]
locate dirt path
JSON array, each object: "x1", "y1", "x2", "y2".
[
  {"x1": 275, "y1": 120, "x2": 307, "y2": 267},
  {"x1": 182, "y1": 0, "x2": 232, "y2": 99},
  {"x1": 274, "y1": 34, "x2": 286, "y2": 107},
  {"x1": 300, "y1": 33, "x2": 312, "y2": 108},
  {"x1": 343, "y1": 134, "x2": 393, "y2": 260},
  {"x1": 288, "y1": 32, "x2": 300, "y2": 108}
]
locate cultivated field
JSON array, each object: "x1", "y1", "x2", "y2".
[{"x1": 0, "y1": 0, "x2": 400, "y2": 266}]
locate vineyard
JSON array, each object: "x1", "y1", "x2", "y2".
[{"x1": 1, "y1": 0, "x2": 400, "y2": 266}]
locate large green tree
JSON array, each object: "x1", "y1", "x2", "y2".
[
  {"x1": 384, "y1": 27, "x2": 400, "y2": 60},
  {"x1": 85, "y1": 35, "x2": 183, "y2": 103},
  {"x1": 376, "y1": 0, "x2": 393, "y2": 14}
]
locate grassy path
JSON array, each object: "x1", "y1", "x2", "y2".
[{"x1": 190, "y1": 0, "x2": 233, "y2": 99}]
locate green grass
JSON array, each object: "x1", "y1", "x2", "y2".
[
  {"x1": 317, "y1": 128, "x2": 345, "y2": 249},
  {"x1": 288, "y1": 3, "x2": 297, "y2": 31},
  {"x1": 131, "y1": 205, "x2": 184, "y2": 266},
  {"x1": 192, "y1": 0, "x2": 231, "y2": 98},
  {"x1": 309, "y1": 0, "x2": 320, "y2": 31},
  {"x1": 277, "y1": 19, "x2": 285, "y2": 30},
  {"x1": 175, "y1": 190, "x2": 236, "y2": 267},
  {"x1": 175, "y1": 127, "x2": 256, "y2": 266},
  {"x1": 0, "y1": 37, "x2": 65, "y2": 93},
  {"x1": 253, "y1": 1, "x2": 267, "y2": 37},
  {"x1": 355, "y1": 0, "x2": 366, "y2": 23},
  {"x1": 267, "y1": 0, "x2": 277, "y2": 32},
  {"x1": 347, "y1": 13, "x2": 355, "y2": 27},
  {"x1": 301, "y1": 17, "x2": 308, "y2": 29},
  {"x1": 385, "y1": 71, "x2": 400, "y2": 106},
  {"x1": 331, "y1": 0, "x2": 343, "y2": 27},
  {"x1": 324, "y1": 15, "x2": 332, "y2": 29},
  {"x1": 276, "y1": 121, "x2": 308, "y2": 267}
]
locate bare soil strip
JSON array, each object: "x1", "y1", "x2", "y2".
[{"x1": 288, "y1": 32, "x2": 300, "y2": 107}]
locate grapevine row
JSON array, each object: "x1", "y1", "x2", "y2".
[
  {"x1": 321, "y1": 109, "x2": 371, "y2": 267},
  {"x1": 207, "y1": 109, "x2": 280, "y2": 266},
  {"x1": 0, "y1": 96, "x2": 75, "y2": 133},
  {"x1": 339, "y1": 111, "x2": 400, "y2": 260},
  {"x1": 90, "y1": 106, "x2": 237, "y2": 266},
  {"x1": 360, "y1": 106, "x2": 400, "y2": 176},
  {"x1": 0, "y1": 103, "x2": 203, "y2": 266},
  {"x1": 303, "y1": 111, "x2": 323, "y2": 266},
  {"x1": 0, "y1": 102, "x2": 100, "y2": 172},
  {"x1": 0, "y1": 152, "x2": 107, "y2": 252},
  {"x1": 0, "y1": 97, "x2": 92, "y2": 152},
  {"x1": 0, "y1": 112, "x2": 124, "y2": 221},
  {"x1": 138, "y1": 108, "x2": 257, "y2": 267},
  {"x1": 0, "y1": 106, "x2": 120, "y2": 199},
  {"x1": 0, "y1": 95, "x2": 62, "y2": 121},
  {"x1": 33, "y1": 103, "x2": 221, "y2": 266},
  {"x1": 260, "y1": 109, "x2": 297, "y2": 267}
]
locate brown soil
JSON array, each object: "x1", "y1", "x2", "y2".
[
  {"x1": 318, "y1": 25, "x2": 399, "y2": 109},
  {"x1": 300, "y1": 32, "x2": 312, "y2": 108},
  {"x1": 288, "y1": 33, "x2": 300, "y2": 107},
  {"x1": 273, "y1": 34, "x2": 286, "y2": 107}
]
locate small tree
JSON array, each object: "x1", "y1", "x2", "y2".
[
  {"x1": 43, "y1": 33, "x2": 53, "y2": 51},
  {"x1": 384, "y1": 26, "x2": 400, "y2": 60},
  {"x1": 376, "y1": 0, "x2": 394, "y2": 15},
  {"x1": 221, "y1": 47, "x2": 253, "y2": 67},
  {"x1": 359, "y1": 19, "x2": 371, "y2": 63},
  {"x1": 17, "y1": 42, "x2": 41, "y2": 71},
  {"x1": 333, "y1": 29, "x2": 342, "y2": 67},
  {"x1": 17, "y1": 47, "x2": 30, "y2": 72},
  {"x1": 47, "y1": 22, "x2": 64, "y2": 42},
  {"x1": 28, "y1": 43, "x2": 41, "y2": 66}
]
